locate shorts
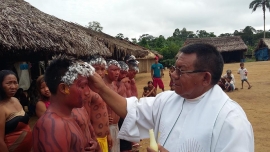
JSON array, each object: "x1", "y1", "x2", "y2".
[
  {"x1": 153, "y1": 77, "x2": 164, "y2": 89},
  {"x1": 241, "y1": 79, "x2": 248, "y2": 82}
]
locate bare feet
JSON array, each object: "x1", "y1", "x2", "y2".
[{"x1": 248, "y1": 86, "x2": 252, "y2": 89}]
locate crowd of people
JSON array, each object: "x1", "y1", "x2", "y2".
[{"x1": 0, "y1": 43, "x2": 254, "y2": 152}]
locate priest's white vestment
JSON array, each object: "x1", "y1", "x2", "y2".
[{"x1": 118, "y1": 85, "x2": 254, "y2": 152}]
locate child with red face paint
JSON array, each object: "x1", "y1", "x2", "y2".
[
  {"x1": 32, "y1": 56, "x2": 98, "y2": 152},
  {"x1": 103, "y1": 60, "x2": 121, "y2": 152},
  {"x1": 124, "y1": 55, "x2": 139, "y2": 98},
  {"x1": 117, "y1": 61, "x2": 133, "y2": 152},
  {"x1": 89, "y1": 56, "x2": 112, "y2": 152}
]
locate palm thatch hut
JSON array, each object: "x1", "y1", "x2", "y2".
[
  {"x1": 176, "y1": 36, "x2": 247, "y2": 63},
  {"x1": 254, "y1": 38, "x2": 270, "y2": 61},
  {"x1": 70, "y1": 23, "x2": 163, "y2": 72},
  {"x1": 0, "y1": 0, "x2": 112, "y2": 69},
  {"x1": 0, "y1": 0, "x2": 114, "y2": 89},
  {"x1": 70, "y1": 22, "x2": 162, "y2": 61}
]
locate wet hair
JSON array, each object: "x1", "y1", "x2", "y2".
[
  {"x1": 36, "y1": 75, "x2": 49, "y2": 100},
  {"x1": 44, "y1": 55, "x2": 75, "y2": 94},
  {"x1": 107, "y1": 60, "x2": 121, "y2": 69},
  {"x1": 118, "y1": 61, "x2": 129, "y2": 71},
  {"x1": 0, "y1": 70, "x2": 17, "y2": 100},
  {"x1": 180, "y1": 43, "x2": 224, "y2": 85},
  {"x1": 89, "y1": 55, "x2": 107, "y2": 68},
  {"x1": 148, "y1": 81, "x2": 153, "y2": 85},
  {"x1": 45, "y1": 55, "x2": 95, "y2": 94},
  {"x1": 143, "y1": 86, "x2": 149, "y2": 91}
]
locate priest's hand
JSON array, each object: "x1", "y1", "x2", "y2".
[
  {"x1": 147, "y1": 144, "x2": 169, "y2": 152},
  {"x1": 88, "y1": 72, "x2": 107, "y2": 93}
]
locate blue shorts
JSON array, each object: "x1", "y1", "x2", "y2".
[{"x1": 241, "y1": 79, "x2": 248, "y2": 81}]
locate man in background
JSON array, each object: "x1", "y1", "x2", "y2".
[{"x1": 151, "y1": 56, "x2": 164, "y2": 91}]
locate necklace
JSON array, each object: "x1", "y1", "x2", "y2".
[{"x1": 163, "y1": 99, "x2": 185, "y2": 147}]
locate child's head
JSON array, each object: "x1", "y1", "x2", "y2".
[
  {"x1": 107, "y1": 60, "x2": 121, "y2": 81},
  {"x1": 148, "y1": 81, "x2": 153, "y2": 87},
  {"x1": 45, "y1": 55, "x2": 95, "y2": 108},
  {"x1": 36, "y1": 75, "x2": 51, "y2": 100},
  {"x1": 143, "y1": 86, "x2": 149, "y2": 92},
  {"x1": 226, "y1": 70, "x2": 232, "y2": 76},
  {"x1": 89, "y1": 55, "x2": 107, "y2": 78},
  {"x1": 118, "y1": 61, "x2": 129, "y2": 81},
  {"x1": 240, "y1": 62, "x2": 244, "y2": 69}
]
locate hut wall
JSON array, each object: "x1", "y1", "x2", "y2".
[
  {"x1": 221, "y1": 51, "x2": 244, "y2": 63},
  {"x1": 137, "y1": 59, "x2": 155, "y2": 73}
]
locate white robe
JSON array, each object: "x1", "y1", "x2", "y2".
[{"x1": 118, "y1": 85, "x2": 254, "y2": 152}]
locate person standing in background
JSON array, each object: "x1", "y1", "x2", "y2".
[
  {"x1": 238, "y1": 62, "x2": 252, "y2": 89},
  {"x1": 151, "y1": 56, "x2": 164, "y2": 91}
]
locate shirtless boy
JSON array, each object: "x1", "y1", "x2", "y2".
[
  {"x1": 124, "y1": 55, "x2": 139, "y2": 97},
  {"x1": 117, "y1": 61, "x2": 129, "y2": 97},
  {"x1": 103, "y1": 60, "x2": 121, "y2": 152},
  {"x1": 88, "y1": 56, "x2": 112, "y2": 152},
  {"x1": 117, "y1": 61, "x2": 133, "y2": 152},
  {"x1": 32, "y1": 56, "x2": 97, "y2": 152}
]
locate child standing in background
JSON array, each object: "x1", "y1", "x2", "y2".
[{"x1": 238, "y1": 62, "x2": 252, "y2": 89}]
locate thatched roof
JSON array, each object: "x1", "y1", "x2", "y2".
[
  {"x1": 0, "y1": 0, "x2": 111, "y2": 60},
  {"x1": 175, "y1": 36, "x2": 247, "y2": 58},
  {"x1": 70, "y1": 23, "x2": 162, "y2": 60},
  {"x1": 255, "y1": 38, "x2": 270, "y2": 51},
  {"x1": 185, "y1": 36, "x2": 247, "y2": 52}
]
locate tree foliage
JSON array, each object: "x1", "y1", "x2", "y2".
[
  {"x1": 249, "y1": 0, "x2": 270, "y2": 38},
  {"x1": 86, "y1": 21, "x2": 103, "y2": 32}
]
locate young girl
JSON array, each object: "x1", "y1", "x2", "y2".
[
  {"x1": 146, "y1": 81, "x2": 156, "y2": 97},
  {"x1": 35, "y1": 75, "x2": 51, "y2": 118},
  {"x1": 169, "y1": 66, "x2": 175, "y2": 91}
]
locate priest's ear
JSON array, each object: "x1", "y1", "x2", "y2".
[
  {"x1": 58, "y1": 83, "x2": 70, "y2": 95},
  {"x1": 202, "y1": 72, "x2": 212, "y2": 86}
]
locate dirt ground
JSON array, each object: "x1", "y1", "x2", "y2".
[
  {"x1": 29, "y1": 61, "x2": 270, "y2": 151},
  {"x1": 135, "y1": 61, "x2": 270, "y2": 152}
]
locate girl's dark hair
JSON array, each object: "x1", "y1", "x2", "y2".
[
  {"x1": 0, "y1": 70, "x2": 17, "y2": 100},
  {"x1": 148, "y1": 81, "x2": 153, "y2": 85},
  {"x1": 36, "y1": 75, "x2": 49, "y2": 101}
]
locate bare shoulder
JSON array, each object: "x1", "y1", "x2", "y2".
[
  {"x1": 36, "y1": 101, "x2": 46, "y2": 107},
  {"x1": 11, "y1": 97, "x2": 22, "y2": 105}
]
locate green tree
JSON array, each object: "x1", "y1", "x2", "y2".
[
  {"x1": 131, "y1": 38, "x2": 137, "y2": 43},
  {"x1": 115, "y1": 33, "x2": 124, "y2": 39},
  {"x1": 249, "y1": 0, "x2": 270, "y2": 38},
  {"x1": 86, "y1": 21, "x2": 103, "y2": 32}
]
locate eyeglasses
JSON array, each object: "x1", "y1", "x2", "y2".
[{"x1": 175, "y1": 67, "x2": 206, "y2": 77}]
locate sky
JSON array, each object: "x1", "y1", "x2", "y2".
[{"x1": 25, "y1": 0, "x2": 270, "y2": 40}]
